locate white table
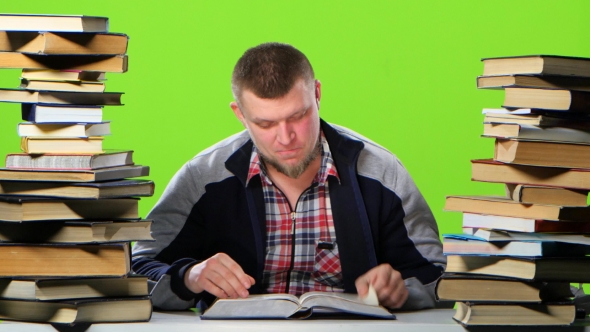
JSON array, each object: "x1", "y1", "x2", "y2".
[{"x1": 1, "y1": 309, "x2": 590, "y2": 331}]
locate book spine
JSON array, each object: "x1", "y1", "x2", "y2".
[
  {"x1": 21, "y1": 103, "x2": 35, "y2": 121},
  {"x1": 570, "y1": 90, "x2": 590, "y2": 112}
]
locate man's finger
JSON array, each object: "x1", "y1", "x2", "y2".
[
  {"x1": 382, "y1": 284, "x2": 408, "y2": 308},
  {"x1": 206, "y1": 261, "x2": 251, "y2": 298},
  {"x1": 369, "y1": 266, "x2": 391, "y2": 295},
  {"x1": 380, "y1": 269, "x2": 408, "y2": 308},
  {"x1": 217, "y1": 254, "x2": 255, "y2": 290},
  {"x1": 355, "y1": 275, "x2": 370, "y2": 297},
  {"x1": 198, "y1": 278, "x2": 229, "y2": 299}
]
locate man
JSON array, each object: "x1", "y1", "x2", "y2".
[{"x1": 132, "y1": 42, "x2": 445, "y2": 311}]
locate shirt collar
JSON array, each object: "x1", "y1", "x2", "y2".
[{"x1": 246, "y1": 130, "x2": 340, "y2": 186}]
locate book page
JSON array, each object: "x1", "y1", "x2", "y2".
[
  {"x1": 299, "y1": 290, "x2": 394, "y2": 318},
  {"x1": 201, "y1": 296, "x2": 299, "y2": 319},
  {"x1": 362, "y1": 284, "x2": 379, "y2": 306}
]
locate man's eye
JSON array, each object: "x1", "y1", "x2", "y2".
[{"x1": 289, "y1": 112, "x2": 306, "y2": 122}]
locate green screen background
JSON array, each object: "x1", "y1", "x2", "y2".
[{"x1": 1, "y1": 0, "x2": 589, "y2": 238}]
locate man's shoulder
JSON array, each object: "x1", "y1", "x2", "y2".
[
  {"x1": 327, "y1": 122, "x2": 407, "y2": 191},
  {"x1": 187, "y1": 130, "x2": 251, "y2": 165},
  {"x1": 327, "y1": 122, "x2": 399, "y2": 162}
]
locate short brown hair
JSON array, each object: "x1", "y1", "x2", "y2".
[{"x1": 231, "y1": 42, "x2": 315, "y2": 102}]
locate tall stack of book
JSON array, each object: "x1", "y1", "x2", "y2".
[
  {"x1": 0, "y1": 14, "x2": 153, "y2": 325},
  {"x1": 439, "y1": 55, "x2": 590, "y2": 327}
]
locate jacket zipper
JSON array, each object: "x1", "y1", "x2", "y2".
[
  {"x1": 284, "y1": 210, "x2": 297, "y2": 294},
  {"x1": 279, "y1": 183, "x2": 315, "y2": 294}
]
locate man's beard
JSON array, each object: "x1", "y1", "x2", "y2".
[{"x1": 259, "y1": 138, "x2": 321, "y2": 179}]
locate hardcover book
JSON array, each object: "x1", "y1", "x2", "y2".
[
  {"x1": 0, "y1": 276, "x2": 148, "y2": 300},
  {"x1": 453, "y1": 301, "x2": 575, "y2": 326},
  {"x1": 0, "y1": 14, "x2": 109, "y2": 32},
  {"x1": 503, "y1": 87, "x2": 590, "y2": 112},
  {"x1": 0, "y1": 297, "x2": 152, "y2": 324},
  {"x1": 482, "y1": 55, "x2": 590, "y2": 77},
  {"x1": 483, "y1": 123, "x2": 590, "y2": 144},
  {"x1": 0, "y1": 165, "x2": 149, "y2": 182},
  {"x1": 0, "y1": 89, "x2": 123, "y2": 105},
  {"x1": 21, "y1": 69, "x2": 105, "y2": 82},
  {"x1": 0, "y1": 220, "x2": 153, "y2": 243},
  {"x1": 0, "y1": 196, "x2": 139, "y2": 222},
  {"x1": 506, "y1": 184, "x2": 588, "y2": 206},
  {"x1": 0, "y1": 53, "x2": 127, "y2": 72},
  {"x1": 445, "y1": 255, "x2": 590, "y2": 282},
  {"x1": 462, "y1": 213, "x2": 590, "y2": 233},
  {"x1": 463, "y1": 228, "x2": 590, "y2": 246},
  {"x1": 20, "y1": 136, "x2": 104, "y2": 154},
  {"x1": 495, "y1": 138, "x2": 590, "y2": 169},
  {"x1": 20, "y1": 79, "x2": 106, "y2": 93},
  {"x1": 17, "y1": 122, "x2": 111, "y2": 138},
  {"x1": 21, "y1": 104, "x2": 103, "y2": 123},
  {"x1": 0, "y1": 179, "x2": 154, "y2": 199},
  {"x1": 0, "y1": 242, "x2": 130, "y2": 277},
  {"x1": 483, "y1": 112, "x2": 587, "y2": 127},
  {"x1": 436, "y1": 274, "x2": 572, "y2": 302},
  {"x1": 477, "y1": 74, "x2": 590, "y2": 91},
  {"x1": 471, "y1": 159, "x2": 590, "y2": 190},
  {"x1": 444, "y1": 195, "x2": 590, "y2": 221},
  {"x1": 201, "y1": 290, "x2": 394, "y2": 320},
  {"x1": 442, "y1": 235, "x2": 590, "y2": 257},
  {"x1": 0, "y1": 31, "x2": 128, "y2": 55},
  {"x1": 5, "y1": 150, "x2": 133, "y2": 170}
]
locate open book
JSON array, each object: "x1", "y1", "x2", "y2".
[{"x1": 201, "y1": 289, "x2": 395, "y2": 319}]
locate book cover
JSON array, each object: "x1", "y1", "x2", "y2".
[
  {"x1": 436, "y1": 273, "x2": 572, "y2": 302},
  {"x1": 0, "y1": 179, "x2": 155, "y2": 199},
  {"x1": 0, "y1": 165, "x2": 148, "y2": 182},
  {"x1": 5, "y1": 150, "x2": 133, "y2": 170},
  {"x1": 0, "y1": 31, "x2": 128, "y2": 55},
  {"x1": 0, "y1": 220, "x2": 153, "y2": 243},
  {"x1": 482, "y1": 55, "x2": 590, "y2": 77},
  {"x1": 0, "y1": 53, "x2": 127, "y2": 72},
  {"x1": 0, "y1": 14, "x2": 109, "y2": 32},
  {"x1": 471, "y1": 159, "x2": 590, "y2": 190}
]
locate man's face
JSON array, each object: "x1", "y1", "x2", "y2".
[{"x1": 231, "y1": 79, "x2": 321, "y2": 179}]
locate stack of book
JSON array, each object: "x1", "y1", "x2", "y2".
[
  {"x1": 439, "y1": 55, "x2": 590, "y2": 327},
  {"x1": 0, "y1": 14, "x2": 153, "y2": 325}
]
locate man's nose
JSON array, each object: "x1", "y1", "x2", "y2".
[{"x1": 276, "y1": 121, "x2": 294, "y2": 145}]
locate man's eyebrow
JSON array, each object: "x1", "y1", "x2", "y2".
[
  {"x1": 251, "y1": 106, "x2": 309, "y2": 123},
  {"x1": 291, "y1": 107, "x2": 308, "y2": 117}
]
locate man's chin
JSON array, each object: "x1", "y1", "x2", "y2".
[{"x1": 267, "y1": 160, "x2": 307, "y2": 179}]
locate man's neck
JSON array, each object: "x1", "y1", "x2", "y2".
[{"x1": 266, "y1": 156, "x2": 321, "y2": 210}]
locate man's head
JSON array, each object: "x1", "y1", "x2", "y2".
[
  {"x1": 230, "y1": 43, "x2": 321, "y2": 179},
  {"x1": 231, "y1": 42, "x2": 315, "y2": 103}
]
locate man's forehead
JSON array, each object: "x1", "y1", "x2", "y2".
[{"x1": 239, "y1": 81, "x2": 314, "y2": 120}]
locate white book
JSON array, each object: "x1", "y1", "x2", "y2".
[
  {"x1": 483, "y1": 123, "x2": 590, "y2": 143},
  {"x1": 22, "y1": 104, "x2": 103, "y2": 123},
  {"x1": 0, "y1": 14, "x2": 108, "y2": 32},
  {"x1": 463, "y1": 228, "x2": 590, "y2": 245},
  {"x1": 463, "y1": 213, "x2": 539, "y2": 233},
  {"x1": 17, "y1": 122, "x2": 111, "y2": 138},
  {"x1": 442, "y1": 237, "x2": 590, "y2": 257},
  {"x1": 482, "y1": 108, "x2": 536, "y2": 114},
  {"x1": 21, "y1": 69, "x2": 106, "y2": 82}
]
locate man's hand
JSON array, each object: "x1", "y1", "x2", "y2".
[
  {"x1": 184, "y1": 253, "x2": 255, "y2": 299},
  {"x1": 355, "y1": 263, "x2": 408, "y2": 309}
]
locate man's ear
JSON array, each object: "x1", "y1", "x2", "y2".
[
  {"x1": 230, "y1": 101, "x2": 246, "y2": 127},
  {"x1": 315, "y1": 80, "x2": 322, "y2": 109}
]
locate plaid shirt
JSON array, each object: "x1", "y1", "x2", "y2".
[{"x1": 246, "y1": 132, "x2": 344, "y2": 295}]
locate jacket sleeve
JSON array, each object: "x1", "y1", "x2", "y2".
[
  {"x1": 131, "y1": 161, "x2": 205, "y2": 310},
  {"x1": 390, "y1": 158, "x2": 446, "y2": 310},
  {"x1": 357, "y1": 145, "x2": 446, "y2": 310}
]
